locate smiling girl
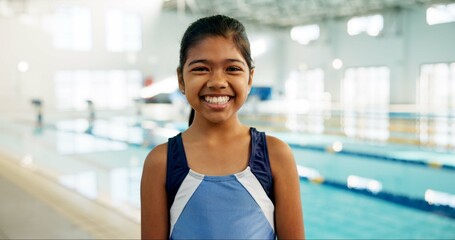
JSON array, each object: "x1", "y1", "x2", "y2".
[{"x1": 141, "y1": 15, "x2": 304, "y2": 239}]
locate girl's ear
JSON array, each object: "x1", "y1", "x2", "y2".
[
  {"x1": 177, "y1": 67, "x2": 185, "y2": 94},
  {"x1": 247, "y1": 68, "x2": 254, "y2": 93}
]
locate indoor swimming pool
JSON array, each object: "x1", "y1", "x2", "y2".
[{"x1": 0, "y1": 115, "x2": 454, "y2": 239}]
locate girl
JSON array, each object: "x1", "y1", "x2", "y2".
[{"x1": 141, "y1": 15, "x2": 304, "y2": 239}]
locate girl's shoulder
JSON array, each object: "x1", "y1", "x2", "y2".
[
  {"x1": 265, "y1": 134, "x2": 293, "y2": 156},
  {"x1": 265, "y1": 134, "x2": 295, "y2": 174},
  {"x1": 143, "y1": 142, "x2": 168, "y2": 174}
]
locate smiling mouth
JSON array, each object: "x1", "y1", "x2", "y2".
[{"x1": 203, "y1": 96, "x2": 231, "y2": 104}]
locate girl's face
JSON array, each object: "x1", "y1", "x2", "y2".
[{"x1": 178, "y1": 36, "x2": 254, "y2": 125}]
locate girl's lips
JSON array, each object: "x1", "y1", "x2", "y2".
[{"x1": 201, "y1": 95, "x2": 233, "y2": 110}]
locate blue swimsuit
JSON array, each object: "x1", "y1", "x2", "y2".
[{"x1": 166, "y1": 127, "x2": 275, "y2": 239}]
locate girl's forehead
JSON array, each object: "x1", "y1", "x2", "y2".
[
  {"x1": 190, "y1": 36, "x2": 236, "y2": 51},
  {"x1": 186, "y1": 36, "x2": 246, "y2": 63}
]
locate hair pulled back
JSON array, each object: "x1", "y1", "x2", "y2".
[{"x1": 178, "y1": 14, "x2": 254, "y2": 72}]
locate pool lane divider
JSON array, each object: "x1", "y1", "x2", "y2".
[
  {"x1": 299, "y1": 175, "x2": 455, "y2": 220},
  {"x1": 289, "y1": 143, "x2": 455, "y2": 171},
  {"x1": 47, "y1": 126, "x2": 455, "y2": 219}
]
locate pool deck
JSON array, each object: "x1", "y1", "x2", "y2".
[{"x1": 0, "y1": 151, "x2": 140, "y2": 239}]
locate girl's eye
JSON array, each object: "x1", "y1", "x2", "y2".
[
  {"x1": 226, "y1": 66, "x2": 242, "y2": 72},
  {"x1": 192, "y1": 67, "x2": 208, "y2": 72}
]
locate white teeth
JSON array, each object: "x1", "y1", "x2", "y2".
[{"x1": 204, "y1": 96, "x2": 230, "y2": 104}]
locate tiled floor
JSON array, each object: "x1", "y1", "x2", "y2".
[
  {"x1": 0, "y1": 151, "x2": 140, "y2": 239},
  {"x1": 0, "y1": 176, "x2": 93, "y2": 239}
]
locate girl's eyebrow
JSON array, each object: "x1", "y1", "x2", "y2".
[
  {"x1": 187, "y1": 59, "x2": 246, "y2": 66},
  {"x1": 187, "y1": 59, "x2": 208, "y2": 66},
  {"x1": 227, "y1": 59, "x2": 246, "y2": 66}
]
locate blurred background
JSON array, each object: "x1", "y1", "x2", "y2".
[{"x1": 0, "y1": 0, "x2": 455, "y2": 239}]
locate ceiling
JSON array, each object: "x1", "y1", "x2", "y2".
[{"x1": 162, "y1": 0, "x2": 455, "y2": 28}]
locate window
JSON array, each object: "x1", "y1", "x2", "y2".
[
  {"x1": 418, "y1": 63, "x2": 455, "y2": 148},
  {"x1": 419, "y1": 63, "x2": 455, "y2": 113},
  {"x1": 55, "y1": 70, "x2": 142, "y2": 111},
  {"x1": 426, "y1": 3, "x2": 455, "y2": 25},
  {"x1": 341, "y1": 66, "x2": 390, "y2": 140},
  {"x1": 285, "y1": 68, "x2": 327, "y2": 133},
  {"x1": 347, "y1": 14, "x2": 383, "y2": 36},
  {"x1": 286, "y1": 68, "x2": 325, "y2": 102},
  {"x1": 342, "y1": 67, "x2": 390, "y2": 109},
  {"x1": 290, "y1": 24, "x2": 320, "y2": 45},
  {"x1": 53, "y1": 5, "x2": 92, "y2": 50},
  {"x1": 106, "y1": 9, "x2": 142, "y2": 52}
]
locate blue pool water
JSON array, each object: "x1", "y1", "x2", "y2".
[
  {"x1": 0, "y1": 117, "x2": 454, "y2": 238},
  {"x1": 275, "y1": 128, "x2": 455, "y2": 238},
  {"x1": 301, "y1": 180, "x2": 455, "y2": 238}
]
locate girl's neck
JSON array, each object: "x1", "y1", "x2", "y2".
[{"x1": 184, "y1": 116, "x2": 249, "y2": 141}]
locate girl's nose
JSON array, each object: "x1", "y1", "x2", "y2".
[{"x1": 207, "y1": 70, "x2": 228, "y2": 89}]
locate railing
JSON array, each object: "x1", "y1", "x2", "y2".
[{"x1": 239, "y1": 110, "x2": 455, "y2": 152}]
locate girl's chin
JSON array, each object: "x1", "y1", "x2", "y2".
[{"x1": 198, "y1": 111, "x2": 238, "y2": 124}]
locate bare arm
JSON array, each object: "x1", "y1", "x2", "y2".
[
  {"x1": 141, "y1": 143, "x2": 169, "y2": 239},
  {"x1": 267, "y1": 136, "x2": 305, "y2": 239}
]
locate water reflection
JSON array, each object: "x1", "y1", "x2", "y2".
[
  {"x1": 347, "y1": 175, "x2": 383, "y2": 194},
  {"x1": 425, "y1": 189, "x2": 455, "y2": 208},
  {"x1": 56, "y1": 131, "x2": 128, "y2": 154},
  {"x1": 59, "y1": 171, "x2": 98, "y2": 199},
  {"x1": 419, "y1": 114, "x2": 455, "y2": 150},
  {"x1": 110, "y1": 166, "x2": 141, "y2": 208},
  {"x1": 342, "y1": 110, "x2": 389, "y2": 141}
]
